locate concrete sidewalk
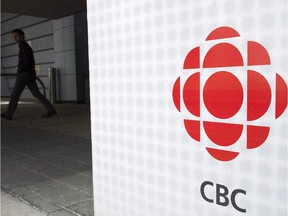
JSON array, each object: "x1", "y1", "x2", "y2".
[
  {"x1": 1, "y1": 190, "x2": 46, "y2": 216},
  {"x1": 1, "y1": 98, "x2": 91, "y2": 139},
  {"x1": 1, "y1": 99, "x2": 94, "y2": 216}
]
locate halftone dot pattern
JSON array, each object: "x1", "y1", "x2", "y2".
[{"x1": 87, "y1": 0, "x2": 287, "y2": 215}]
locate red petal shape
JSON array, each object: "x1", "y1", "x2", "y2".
[
  {"x1": 204, "y1": 121, "x2": 243, "y2": 146},
  {"x1": 206, "y1": 26, "x2": 240, "y2": 41},
  {"x1": 183, "y1": 47, "x2": 200, "y2": 69},
  {"x1": 172, "y1": 77, "x2": 181, "y2": 112},
  {"x1": 203, "y1": 43, "x2": 244, "y2": 68},
  {"x1": 247, "y1": 70, "x2": 272, "y2": 121},
  {"x1": 276, "y1": 73, "x2": 288, "y2": 119},
  {"x1": 206, "y1": 148, "x2": 239, "y2": 162},
  {"x1": 247, "y1": 125, "x2": 269, "y2": 149},
  {"x1": 247, "y1": 41, "x2": 271, "y2": 66},
  {"x1": 183, "y1": 72, "x2": 200, "y2": 116},
  {"x1": 184, "y1": 119, "x2": 200, "y2": 141}
]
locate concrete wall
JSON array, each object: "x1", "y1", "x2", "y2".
[
  {"x1": 53, "y1": 12, "x2": 89, "y2": 103},
  {"x1": 74, "y1": 12, "x2": 90, "y2": 104},
  {"x1": 1, "y1": 12, "x2": 89, "y2": 103},
  {"x1": 1, "y1": 12, "x2": 54, "y2": 98}
]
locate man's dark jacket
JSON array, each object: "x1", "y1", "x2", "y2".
[{"x1": 17, "y1": 41, "x2": 35, "y2": 74}]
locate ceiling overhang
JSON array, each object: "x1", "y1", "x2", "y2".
[{"x1": 1, "y1": 0, "x2": 87, "y2": 19}]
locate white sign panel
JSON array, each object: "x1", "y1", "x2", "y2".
[{"x1": 87, "y1": 1, "x2": 287, "y2": 215}]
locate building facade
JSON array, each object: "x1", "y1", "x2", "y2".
[{"x1": 1, "y1": 12, "x2": 89, "y2": 103}]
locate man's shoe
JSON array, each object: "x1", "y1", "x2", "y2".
[
  {"x1": 1, "y1": 113, "x2": 12, "y2": 120},
  {"x1": 42, "y1": 109, "x2": 57, "y2": 118}
]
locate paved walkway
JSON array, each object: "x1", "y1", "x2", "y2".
[
  {"x1": 1, "y1": 190, "x2": 46, "y2": 216},
  {"x1": 1, "y1": 99, "x2": 94, "y2": 216},
  {"x1": 1, "y1": 99, "x2": 91, "y2": 139}
]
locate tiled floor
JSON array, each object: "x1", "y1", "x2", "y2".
[{"x1": 1, "y1": 100, "x2": 94, "y2": 216}]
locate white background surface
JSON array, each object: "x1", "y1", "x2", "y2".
[{"x1": 87, "y1": 1, "x2": 287, "y2": 215}]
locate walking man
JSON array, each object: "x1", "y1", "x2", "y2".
[{"x1": 1, "y1": 29, "x2": 57, "y2": 120}]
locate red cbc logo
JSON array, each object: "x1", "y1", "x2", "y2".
[{"x1": 172, "y1": 26, "x2": 288, "y2": 162}]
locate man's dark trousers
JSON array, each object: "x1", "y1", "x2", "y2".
[{"x1": 5, "y1": 72, "x2": 55, "y2": 118}]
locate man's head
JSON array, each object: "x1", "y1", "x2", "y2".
[{"x1": 11, "y1": 29, "x2": 25, "y2": 44}]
